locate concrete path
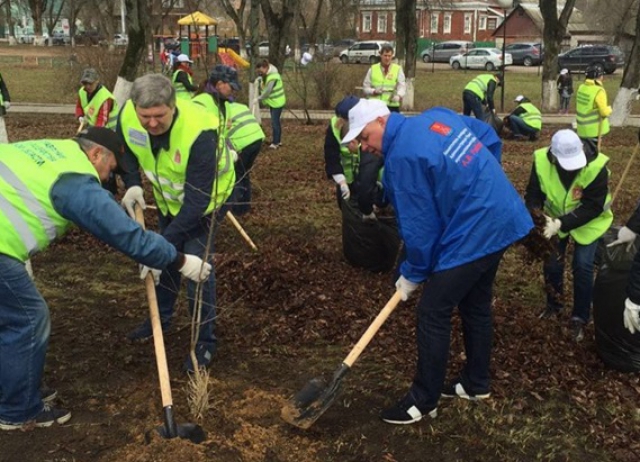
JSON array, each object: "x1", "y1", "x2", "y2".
[{"x1": 9, "y1": 102, "x2": 640, "y2": 127}]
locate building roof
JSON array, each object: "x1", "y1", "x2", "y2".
[
  {"x1": 177, "y1": 11, "x2": 217, "y2": 26},
  {"x1": 493, "y1": 2, "x2": 595, "y2": 37}
]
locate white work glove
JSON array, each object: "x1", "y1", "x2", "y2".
[
  {"x1": 25, "y1": 259, "x2": 33, "y2": 280},
  {"x1": 543, "y1": 215, "x2": 562, "y2": 239},
  {"x1": 121, "y1": 186, "x2": 146, "y2": 218},
  {"x1": 4, "y1": 101, "x2": 10, "y2": 110},
  {"x1": 607, "y1": 226, "x2": 637, "y2": 252},
  {"x1": 140, "y1": 265, "x2": 162, "y2": 285},
  {"x1": 373, "y1": 88, "x2": 383, "y2": 95},
  {"x1": 362, "y1": 211, "x2": 377, "y2": 221},
  {"x1": 395, "y1": 275, "x2": 419, "y2": 302},
  {"x1": 78, "y1": 116, "x2": 85, "y2": 124},
  {"x1": 179, "y1": 254, "x2": 212, "y2": 282},
  {"x1": 229, "y1": 149, "x2": 238, "y2": 163},
  {"x1": 391, "y1": 95, "x2": 401, "y2": 103},
  {"x1": 623, "y1": 298, "x2": 640, "y2": 334},
  {"x1": 339, "y1": 182, "x2": 350, "y2": 200}
]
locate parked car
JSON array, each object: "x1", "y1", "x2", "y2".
[
  {"x1": 557, "y1": 44, "x2": 625, "y2": 75},
  {"x1": 450, "y1": 48, "x2": 512, "y2": 70},
  {"x1": 332, "y1": 38, "x2": 356, "y2": 56},
  {"x1": 246, "y1": 41, "x2": 291, "y2": 57},
  {"x1": 301, "y1": 43, "x2": 334, "y2": 59},
  {"x1": 45, "y1": 32, "x2": 70, "y2": 46},
  {"x1": 420, "y1": 40, "x2": 475, "y2": 63},
  {"x1": 339, "y1": 40, "x2": 391, "y2": 64},
  {"x1": 505, "y1": 42, "x2": 543, "y2": 66}
]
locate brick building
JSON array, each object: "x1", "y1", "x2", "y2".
[{"x1": 356, "y1": 0, "x2": 507, "y2": 43}]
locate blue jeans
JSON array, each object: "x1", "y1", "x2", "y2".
[
  {"x1": 270, "y1": 106, "x2": 283, "y2": 145},
  {"x1": 0, "y1": 255, "x2": 49, "y2": 423},
  {"x1": 231, "y1": 140, "x2": 262, "y2": 216},
  {"x1": 408, "y1": 248, "x2": 506, "y2": 410},
  {"x1": 507, "y1": 115, "x2": 539, "y2": 137},
  {"x1": 462, "y1": 90, "x2": 484, "y2": 119},
  {"x1": 544, "y1": 237, "x2": 598, "y2": 324},
  {"x1": 155, "y1": 215, "x2": 217, "y2": 353}
]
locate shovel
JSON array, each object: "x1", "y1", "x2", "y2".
[
  {"x1": 134, "y1": 207, "x2": 206, "y2": 444},
  {"x1": 281, "y1": 290, "x2": 404, "y2": 429}
]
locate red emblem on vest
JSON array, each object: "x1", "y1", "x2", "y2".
[
  {"x1": 430, "y1": 122, "x2": 452, "y2": 136},
  {"x1": 572, "y1": 186, "x2": 583, "y2": 201},
  {"x1": 174, "y1": 150, "x2": 182, "y2": 164}
]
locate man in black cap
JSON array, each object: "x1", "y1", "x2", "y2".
[
  {"x1": 0, "y1": 127, "x2": 212, "y2": 431},
  {"x1": 75, "y1": 68, "x2": 119, "y2": 130}
]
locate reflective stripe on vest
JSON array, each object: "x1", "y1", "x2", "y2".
[
  {"x1": 329, "y1": 116, "x2": 359, "y2": 183},
  {"x1": 533, "y1": 148, "x2": 613, "y2": 245},
  {"x1": 576, "y1": 83, "x2": 609, "y2": 138},
  {"x1": 78, "y1": 86, "x2": 119, "y2": 129},
  {"x1": 226, "y1": 102, "x2": 265, "y2": 151},
  {"x1": 464, "y1": 74, "x2": 496, "y2": 100},
  {"x1": 262, "y1": 73, "x2": 286, "y2": 108},
  {"x1": 172, "y1": 70, "x2": 194, "y2": 100},
  {"x1": 518, "y1": 102, "x2": 542, "y2": 130},
  {"x1": 0, "y1": 140, "x2": 99, "y2": 261},
  {"x1": 120, "y1": 100, "x2": 234, "y2": 217},
  {"x1": 370, "y1": 63, "x2": 400, "y2": 107}
]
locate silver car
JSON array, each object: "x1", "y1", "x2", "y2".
[
  {"x1": 420, "y1": 41, "x2": 475, "y2": 63},
  {"x1": 339, "y1": 40, "x2": 391, "y2": 64}
]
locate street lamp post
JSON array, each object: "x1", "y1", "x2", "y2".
[{"x1": 496, "y1": 0, "x2": 513, "y2": 113}]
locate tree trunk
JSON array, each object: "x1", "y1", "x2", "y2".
[
  {"x1": 28, "y1": 0, "x2": 45, "y2": 45},
  {"x1": 610, "y1": 2, "x2": 640, "y2": 127},
  {"x1": 249, "y1": 0, "x2": 261, "y2": 122},
  {"x1": 395, "y1": 0, "x2": 417, "y2": 110},
  {"x1": 114, "y1": 0, "x2": 150, "y2": 106},
  {"x1": 6, "y1": 0, "x2": 16, "y2": 45},
  {"x1": 540, "y1": 0, "x2": 576, "y2": 112},
  {"x1": 260, "y1": 0, "x2": 299, "y2": 71},
  {"x1": 218, "y1": 0, "x2": 248, "y2": 58}
]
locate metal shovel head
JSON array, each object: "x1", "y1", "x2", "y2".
[
  {"x1": 281, "y1": 363, "x2": 350, "y2": 429},
  {"x1": 145, "y1": 423, "x2": 206, "y2": 444}
]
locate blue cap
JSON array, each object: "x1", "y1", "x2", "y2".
[
  {"x1": 335, "y1": 95, "x2": 360, "y2": 119},
  {"x1": 209, "y1": 64, "x2": 241, "y2": 91}
]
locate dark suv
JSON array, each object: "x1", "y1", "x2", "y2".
[
  {"x1": 557, "y1": 44, "x2": 625, "y2": 75},
  {"x1": 505, "y1": 42, "x2": 543, "y2": 66}
]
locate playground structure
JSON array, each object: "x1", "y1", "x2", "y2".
[{"x1": 175, "y1": 11, "x2": 249, "y2": 70}]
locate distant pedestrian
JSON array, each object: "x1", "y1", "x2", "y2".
[
  {"x1": 576, "y1": 65, "x2": 611, "y2": 148},
  {"x1": 557, "y1": 68, "x2": 573, "y2": 114},
  {"x1": 463, "y1": 73, "x2": 502, "y2": 120},
  {"x1": 255, "y1": 59, "x2": 286, "y2": 149}
]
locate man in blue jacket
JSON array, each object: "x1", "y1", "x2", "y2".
[{"x1": 341, "y1": 99, "x2": 533, "y2": 425}]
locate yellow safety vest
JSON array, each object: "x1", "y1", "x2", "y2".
[
  {"x1": 172, "y1": 70, "x2": 194, "y2": 100},
  {"x1": 330, "y1": 116, "x2": 359, "y2": 183},
  {"x1": 78, "y1": 86, "x2": 119, "y2": 129},
  {"x1": 260, "y1": 72, "x2": 286, "y2": 108},
  {"x1": 518, "y1": 102, "x2": 542, "y2": 130},
  {"x1": 370, "y1": 63, "x2": 400, "y2": 107},
  {"x1": 576, "y1": 83, "x2": 610, "y2": 138},
  {"x1": 464, "y1": 74, "x2": 497, "y2": 100}
]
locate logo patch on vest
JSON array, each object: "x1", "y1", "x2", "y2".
[
  {"x1": 174, "y1": 150, "x2": 182, "y2": 164},
  {"x1": 87, "y1": 107, "x2": 95, "y2": 117},
  {"x1": 128, "y1": 128, "x2": 148, "y2": 147},
  {"x1": 430, "y1": 122, "x2": 452, "y2": 136},
  {"x1": 572, "y1": 186, "x2": 583, "y2": 201}
]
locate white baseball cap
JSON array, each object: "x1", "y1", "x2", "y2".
[
  {"x1": 176, "y1": 54, "x2": 193, "y2": 63},
  {"x1": 551, "y1": 129, "x2": 586, "y2": 171},
  {"x1": 514, "y1": 95, "x2": 525, "y2": 103},
  {"x1": 341, "y1": 99, "x2": 390, "y2": 145},
  {"x1": 560, "y1": 68, "x2": 569, "y2": 75}
]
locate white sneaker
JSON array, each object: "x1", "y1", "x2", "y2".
[{"x1": 268, "y1": 143, "x2": 278, "y2": 149}]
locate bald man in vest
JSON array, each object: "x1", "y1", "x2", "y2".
[
  {"x1": 525, "y1": 129, "x2": 612, "y2": 343},
  {"x1": 362, "y1": 44, "x2": 406, "y2": 112},
  {"x1": 0, "y1": 127, "x2": 211, "y2": 430}
]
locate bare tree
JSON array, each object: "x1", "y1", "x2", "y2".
[
  {"x1": 395, "y1": 0, "x2": 417, "y2": 109},
  {"x1": 113, "y1": 0, "x2": 151, "y2": 105},
  {"x1": 611, "y1": 2, "x2": 640, "y2": 126},
  {"x1": 65, "y1": 0, "x2": 89, "y2": 46},
  {"x1": 540, "y1": 0, "x2": 577, "y2": 111},
  {"x1": 218, "y1": 0, "x2": 250, "y2": 56},
  {"x1": 27, "y1": 0, "x2": 45, "y2": 43},
  {"x1": 298, "y1": 0, "x2": 325, "y2": 50},
  {"x1": 260, "y1": 0, "x2": 299, "y2": 70},
  {"x1": 43, "y1": 0, "x2": 65, "y2": 45}
]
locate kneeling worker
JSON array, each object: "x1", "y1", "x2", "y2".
[{"x1": 504, "y1": 95, "x2": 542, "y2": 141}]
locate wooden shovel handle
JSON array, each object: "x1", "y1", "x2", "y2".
[
  {"x1": 343, "y1": 291, "x2": 404, "y2": 368},
  {"x1": 134, "y1": 206, "x2": 174, "y2": 408},
  {"x1": 226, "y1": 211, "x2": 258, "y2": 251}
]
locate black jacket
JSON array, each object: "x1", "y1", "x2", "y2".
[{"x1": 524, "y1": 144, "x2": 608, "y2": 233}]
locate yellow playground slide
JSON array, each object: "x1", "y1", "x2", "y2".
[{"x1": 219, "y1": 47, "x2": 250, "y2": 69}]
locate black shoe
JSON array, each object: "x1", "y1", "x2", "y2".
[
  {"x1": 538, "y1": 307, "x2": 560, "y2": 320},
  {"x1": 441, "y1": 380, "x2": 490, "y2": 401},
  {"x1": 184, "y1": 344, "x2": 215, "y2": 373},
  {"x1": 570, "y1": 319, "x2": 585, "y2": 342},
  {"x1": 0, "y1": 404, "x2": 71, "y2": 431},
  {"x1": 529, "y1": 132, "x2": 540, "y2": 141},
  {"x1": 379, "y1": 395, "x2": 437, "y2": 425},
  {"x1": 41, "y1": 386, "x2": 57, "y2": 404}
]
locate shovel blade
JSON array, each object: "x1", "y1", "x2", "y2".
[
  {"x1": 281, "y1": 364, "x2": 350, "y2": 429},
  {"x1": 146, "y1": 423, "x2": 206, "y2": 444}
]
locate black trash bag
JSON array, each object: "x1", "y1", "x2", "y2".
[
  {"x1": 341, "y1": 199, "x2": 401, "y2": 273},
  {"x1": 483, "y1": 108, "x2": 504, "y2": 136},
  {"x1": 593, "y1": 226, "x2": 640, "y2": 372}
]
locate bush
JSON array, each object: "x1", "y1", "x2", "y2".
[{"x1": 61, "y1": 47, "x2": 125, "y2": 96}]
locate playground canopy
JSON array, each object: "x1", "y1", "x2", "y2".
[{"x1": 177, "y1": 11, "x2": 218, "y2": 27}]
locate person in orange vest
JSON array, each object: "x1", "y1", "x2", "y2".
[{"x1": 362, "y1": 44, "x2": 406, "y2": 112}]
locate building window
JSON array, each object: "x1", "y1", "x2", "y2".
[
  {"x1": 443, "y1": 13, "x2": 452, "y2": 34},
  {"x1": 378, "y1": 13, "x2": 387, "y2": 33},
  {"x1": 487, "y1": 17, "x2": 497, "y2": 29},
  {"x1": 363, "y1": 12, "x2": 372, "y2": 32},
  {"x1": 479, "y1": 16, "x2": 487, "y2": 30},
  {"x1": 430, "y1": 13, "x2": 439, "y2": 34},
  {"x1": 464, "y1": 13, "x2": 472, "y2": 34}
]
